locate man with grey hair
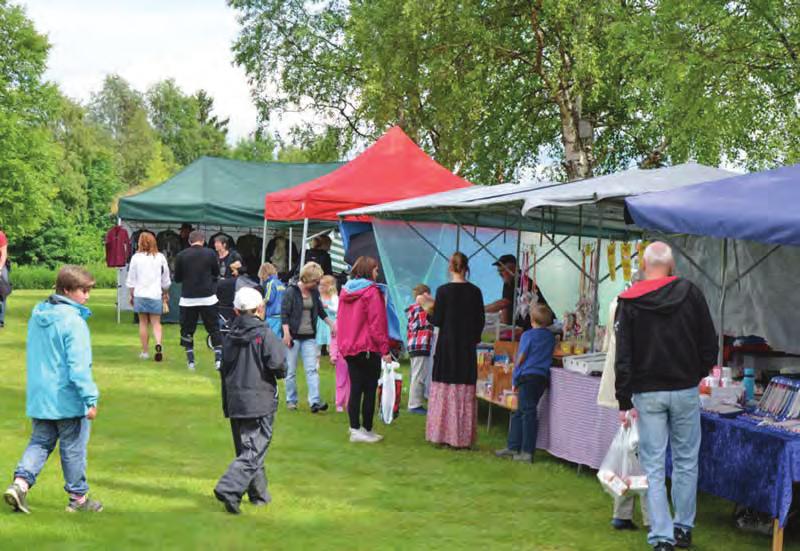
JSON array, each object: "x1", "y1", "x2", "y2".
[{"x1": 615, "y1": 241, "x2": 718, "y2": 551}]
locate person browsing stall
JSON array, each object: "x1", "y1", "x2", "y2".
[
  {"x1": 615, "y1": 242, "x2": 717, "y2": 551},
  {"x1": 495, "y1": 303, "x2": 555, "y2": 463},
  {"x1": 214, "y1": 236, "x2": 243, "y2": 279}
]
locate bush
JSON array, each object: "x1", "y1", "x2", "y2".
[{"x1": 10, "y1": 262, "x2": 118, "y2": 290}]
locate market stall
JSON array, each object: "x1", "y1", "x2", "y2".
[
  {"x1": 626, "y1": 162, "x2": 800, "y2": 549},
  {"x1": 115, "y1": 156, "x2": 343, "y2": 322},
  {"x1": 263, "y1": 126, "x2": 474, "y2": 272}
]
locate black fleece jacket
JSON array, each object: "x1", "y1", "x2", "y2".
[
  {"x1": 174, "y1": 244, "x2": 219, "y2": 298},
  {"x1": 614, "y1": 277, "x2": 718, "y2": 411},
  {"x1": 280, "y1": 284, "x2": 328, "y2": 339},
  {"x1": 220, "y1": 314, "x2": 287, "y2": 418}
]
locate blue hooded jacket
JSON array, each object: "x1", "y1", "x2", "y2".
[{"x1": 26, "y1": 295, "x2": 99, "y2": 419}]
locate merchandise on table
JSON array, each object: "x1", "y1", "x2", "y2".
[{"x1": 563, "y1": 352, "x2": 606, "y2": 376}]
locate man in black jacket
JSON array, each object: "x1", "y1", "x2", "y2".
[
  {"x1": 214, "y1": 287, "x2": 287, "y2": 514},
  {"x1": 615, "y1": 242, "x2": 718, "y2": 551},
  {"x1": 174, "y1": 230, "x2": 222, "y2": 371}
]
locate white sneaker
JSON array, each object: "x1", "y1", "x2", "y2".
[
  {"x1": 187, "y1": 362, "x2": 196, "y2": 371},
  {"x1": 363, "y1": 430, "x2": 383, "y2": 442},
  {"x1": 349, "y1": 428, "x2": 371, "y2": 443},
  {"x1": 139, "y1": 352, "x2": 149, "y2": 360},
  {"x1": 215, "y1": 360, "x2": 222, "y2": 371}
]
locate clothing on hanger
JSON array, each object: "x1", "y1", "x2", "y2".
[{"x1": 105, "y1": 225, "x2": 130, "y2": 267}]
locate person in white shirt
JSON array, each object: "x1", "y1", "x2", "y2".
[{"x1": 126, "y1": 232, "x2": 171, "y2": 361}]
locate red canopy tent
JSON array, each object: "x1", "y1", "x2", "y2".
[
  {"x1": 263, "y1": 126, "x2": 473, "y2": 266},
  {"x1": 264, "y1": 126, "x2": 473, "y2": 221}
]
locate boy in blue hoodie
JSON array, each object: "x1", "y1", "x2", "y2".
[
  {"x1": 4, "y1": 266, "x2": 102, "y2": 514},
  {"x1": 495, "y1": 303, "x2": 555, "y2": 463}
]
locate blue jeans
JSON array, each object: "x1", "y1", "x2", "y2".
[
  {"x1": 633, "y1": 387, "x2": 701, "y2": 546},
  {"x1": 285, "y1": 338, "x2": 321, "y2": 406},
  {"x1": 507, "y1": 376, "x2": 547, "y2": 454},
  {"x1": 0, "y1": 295, "x2": 5, "y2": 324},
  {"x1": 14, "y1": 418, "x2": 91, "y2": 496}
]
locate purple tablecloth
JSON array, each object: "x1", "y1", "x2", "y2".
[{"x1": 535, "y1": 368, "x2": 619, "y2": 469}]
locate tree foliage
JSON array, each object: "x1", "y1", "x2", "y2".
[{"x1": 230, "y1": 0, "x2": 800, "y2": 181}]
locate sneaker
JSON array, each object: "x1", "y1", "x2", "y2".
[
  {"x1": 408, "y1": 407, "x2": 427, "y2": 415},
  {"x1": 310, "y1": 402, "x2": 329, "y2": 414},
  {"x1": 653, "y1": 543, "x2": 675, "y2": 551},
  {"x1": 363, "y1": 430, "x2": 383, "y2": 442},
  {"x1": 674, "y1": 527, "x2": 692, "y2": 548},
  {"x1": 336, "y1": 406, "x2": 344, "y2": 413},
  {"x1": 215, "y1": 360, "x2": 222, "y2": 371},
  {"x1": 65, "y1": 496, "x2": 103, "y2": 513},
  {"x1": 213, "y1": 489, "x2": 241, "y2": 515},
  {"x1": 349, "y1": 428, "x2": 371, "y2": 443},
  {"x1": 611, "y1": 518, "x2": 638, "y2": 530},
  {"x1": 494, "y1": 448, "x2": 518, "y2": 459},
  {"x1": 139, "y1": 352, "x2": 150, "y2": 360},
  {"x1": 154, "y1": 344, "x2": 163, "y2": 362},
  {"x1": 188, "y1": 362, "x2": 196, "y2": 371},
  {"x1": 287, "y1": 403, "x2": 298, "y2": 411},
  {"x1": 513, "y1": 452, "x2": 533, "y2": 463},
  {"x1": 4, "y1": 483, "x2": 30, "y2": 514}
]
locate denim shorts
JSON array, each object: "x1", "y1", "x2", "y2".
[{"x1": 133, "y1": 297, "x2": 163, "y2": 315}]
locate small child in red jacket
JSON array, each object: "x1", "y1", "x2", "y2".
[{"x1": 406, "y1": 284, "x2": 433, "y2": 414}]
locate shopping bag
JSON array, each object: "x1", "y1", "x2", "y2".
[
  {"x1": 378, "y1": 360, "x2": 400, "y2": 425},
  {"x1": 596, "y1": 419, "x2": 648, "y2": 497}
]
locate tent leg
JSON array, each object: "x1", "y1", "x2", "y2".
[
  {"x1": 261, "y1": 218, "x2": 268, "y2": 265},
  {"x1": 116, "y1": 268, "x2": 121, "y2": 324},
  {"x1": 300, "y1": 218, "x2": 309, "y2": 267},
  {"x1": 718, "y1": 238, "x2": 728, "y2": 366},
  {"x1": 511, "y1": 218, "x2": 523, "y2": 343},
  {"x1": 289, "y1": 227, "x2": 293, "y2": 273}
]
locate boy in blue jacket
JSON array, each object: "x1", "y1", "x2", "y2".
[
  {"x1": 4, "y1": 266, "x2": 102, "y2": 514},
  {"x1": 495, "y1": 303, "x2": 555, "y2": 463}
]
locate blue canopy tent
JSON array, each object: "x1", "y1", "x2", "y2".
[{"x1": 625, "y1": 163, "x2": 800, "y2": 361}]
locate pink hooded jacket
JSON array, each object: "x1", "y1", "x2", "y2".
[{"x1": 336, "y1": 283, "x2": 390, "y2": 357}]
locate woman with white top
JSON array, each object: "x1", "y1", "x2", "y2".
[{"x1": 126, "y1": 232, "x2": 171, "y2": 361}]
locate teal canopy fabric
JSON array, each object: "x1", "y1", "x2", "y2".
[{"x1": 118, "y1": 156, "x2": 343, "y2": 227}]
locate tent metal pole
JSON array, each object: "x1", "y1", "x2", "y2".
[
  {"x1": 718, "y1": 238, "x2": 728, "y2": 367},
  {"x1": 289, "y1": 227, "x2": 293, "y2": 272},
  {"x1": 300, "y1": 218, "x2": 309, "y2": 267},
  {"x1": 260, "y1": 218, "x2": 268, "y2": 265},
  {"x1": 511, "y1": 217, "x2": 523, "y2": 344},
  {"x1": 403, "y1": 221, "x2": 449, "y2": 261},
  {"x1": 541, "y1": 232, "x2": 595, "y2": 284},
  {"x1": 590, "y1": 206, "x2": 603, "y2": 352},
  {"x1": 533, "y1": 235, "x2": 571, "y2": 267},
  {"x1": 725, "y1": 244, "x2": 781, "y2": 291},
  {"x1": 456, "y1": 223, "x2": 461, "y2": 252},
  {"x1": 116, "y1": 268, "x2": 121, "y2": 324},
  {"x1": 656, "y1": 234, "x2": 721, "y2": 290}
]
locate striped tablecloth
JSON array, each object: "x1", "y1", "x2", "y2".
[{"x1": 535, "y1": 368, "x2": 620, "y2": 469}]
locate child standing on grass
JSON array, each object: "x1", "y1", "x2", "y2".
[
  {"x1": 4, "y1": 266, "x2": 102, "y2": 514},
  {"x1": 214, "y1": 287, "x2": 287, "y2": 514},
  {"x1": 259, "y1": 262, "x2": 285, "y2": 338},
  {"x1": 494, "y1": 303, "x2": 555, "y2": 463},
  {"x1": 318, "y1": 275, "x2": 349, "y2": 412},
  {"x1": 406, "y1": 284, "x2": 433, "y2": 414}
]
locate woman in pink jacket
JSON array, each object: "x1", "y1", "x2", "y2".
[{"x1": 337, "y1": 256, "x2": 392, "y2": 444}]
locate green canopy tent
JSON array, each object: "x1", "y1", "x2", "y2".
[{"x1": 115, "y1": 156, "x2": 343, "y2": 322}]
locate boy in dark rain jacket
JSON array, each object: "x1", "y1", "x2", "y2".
[{"x1": 214, "y1": 287, "x2": 287, "y2": 514}]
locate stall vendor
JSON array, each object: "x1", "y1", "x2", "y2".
[{"x1": 484, "y1": 254, "x2": 549, "y2": 328}]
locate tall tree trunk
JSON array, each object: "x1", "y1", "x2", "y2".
[{"x1": 557, "y1": 91, "x2": 593, "y2": 181}]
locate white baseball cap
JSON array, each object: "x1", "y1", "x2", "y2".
[{"x1": 234, "y1": 287, "x2": 263, "y2": 311}]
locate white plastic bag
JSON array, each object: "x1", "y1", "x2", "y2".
[
  {"x1": 597, "y1": 419, "x2": 648, "y2": 497},
  {"x1": 379, "y1": 360, "x2": 400, "y2": 425}
]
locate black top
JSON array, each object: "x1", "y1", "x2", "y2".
[
  {"x1": 502, "y1": 278, "x2": 549, "y2": 328},
  {"x1": 218, "y1": 250, "x2": 243, "y2": 279},
  {"x1": 216, "y1": 276, "x2": 237, "y2": 308},
  {"x1": 174, "y1": 244, "x2": 219, "y2": 299},
  {"x1": 280, "y1": 284, "x2": 328, "y2": 340},
  {"x1": 431, "y1": 282, "x2": 485, "y2": 385},
  {"x1": 304, "y1": 248, "x2": 333, "y2": 275},
  {"x1": 220, "y1": 314, "x2": 287, "y2": 418},
  {"x1": 615, "y1": 278, "x2": 718, "y2": 410}
]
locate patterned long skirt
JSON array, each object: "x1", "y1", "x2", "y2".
[{"x1": 425, "y1": 382, "x2": 477, "y2": 448}]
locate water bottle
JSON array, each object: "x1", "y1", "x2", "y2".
[{"x1": 743, "y1": 367, "x2": 755, "y2": 402}]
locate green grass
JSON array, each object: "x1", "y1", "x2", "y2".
[
  {"x1": 10, "y1": 263, "x2": 118, "y2": 290},
  {"x1": 0, "y1": 290, "x2": 793, "y2": 550}
]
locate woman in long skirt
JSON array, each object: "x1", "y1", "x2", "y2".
[{"x1": 424, "y1": 252, "x2": 485, "y2": 448}]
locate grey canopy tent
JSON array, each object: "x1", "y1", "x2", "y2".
[{"x1": 341, "y1": 163, "x2": 735, "y2": 348}]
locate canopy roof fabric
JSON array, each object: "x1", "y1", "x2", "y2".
[
  {"x1": 119, "y1": 156, "x2": 343, "y2": 227},
  {"x1": 264, "y1": 126, "x2": 473, "y2": 221},
  {"x1": 342, "y1": 163, "x2": 735, "y2": 238},
  {"x1": 626, "y1": 163, "x2": 800, "y2": 247}
]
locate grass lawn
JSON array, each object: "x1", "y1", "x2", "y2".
[{"x1": 0, "y1": 289, "x2": 793, "y2": 550}]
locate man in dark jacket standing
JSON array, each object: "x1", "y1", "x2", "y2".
[
  {"x1": 615, "y1": 242, "x2": 718, "y2": 551},
  {"x1": 214, "y1": 287, "x2": 287, "y2": 514},
  {"x1": 174, "y1": 230, "x2": 222, "y2": 371}
]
